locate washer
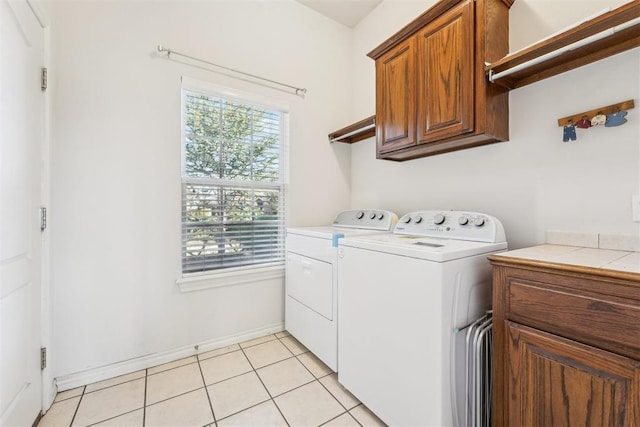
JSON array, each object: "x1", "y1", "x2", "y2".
[
  {"x1": 337, "y1": 210, "x2": 507, "y2": 426},
  {"x1": 286, "y1": 210, "x2": 398, "y2": 371}
]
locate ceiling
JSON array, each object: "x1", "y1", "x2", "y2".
[{"x1": 295, "y1": 0, "x2": 383, "y2": 28}]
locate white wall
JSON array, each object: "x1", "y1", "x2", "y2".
[
  {"x1": 49, "y1": 0, "x2": 353, "y2": 379},
  {"x1": 351, "y1": 0, "x2": 640, "y2": 249},
  {"x1": 48, "y1": 0, "x2": 640, "y2": 381}
]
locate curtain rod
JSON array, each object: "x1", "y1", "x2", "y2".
[{"x1": 157, "y1": 45, "x2": 307, "y2": 96}]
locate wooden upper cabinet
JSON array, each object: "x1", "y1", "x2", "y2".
[
  {"x1": 369, "y1": 0, "x2": 511, "y2": 161},
  {"x1": 376, "y1": 38, "x2": 416, "y2": 154},
  {"x1": 417, "y1": 1, "x2": 474, "y2": 143}
]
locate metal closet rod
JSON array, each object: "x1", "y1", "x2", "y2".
[
  {"x1": 329, "y1": 123, "x2": 375, "y2": 143},
  {"x1": 157, "y1": 45, "x2": 307, "y2": 96},
  {"x1": 489, "y1": 16, "x2": 640, "y2": 83}
]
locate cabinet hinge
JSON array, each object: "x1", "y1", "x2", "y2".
[
  {"x1": 40, "y1": 207, "x2": 47, "y2": 231},
  {"x1": 41, "y1": 67, "x2": 47, "y2": 91},
  {"x1": 41, "y1": 347, "x2": 47, "y2": 370}
]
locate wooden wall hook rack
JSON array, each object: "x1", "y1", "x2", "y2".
[{"x1": 557, "y1": 99, "x2": 635, "y2": 127}]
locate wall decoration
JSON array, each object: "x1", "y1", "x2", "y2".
[{"x1": 557, "y1": 99, "x2": 634, "y2": 142}]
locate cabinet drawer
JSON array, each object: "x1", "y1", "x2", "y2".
[{"x1": 508, "y1": 279, "x2": 640, "y2": 360}]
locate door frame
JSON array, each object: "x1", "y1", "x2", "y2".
[{"x1": 25, "y1": 0, "x2": 54, "y2": 412}]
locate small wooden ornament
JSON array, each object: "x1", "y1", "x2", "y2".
[
  {"x1": 575, "y1": 116, "x2": 592, "y2": 129},
  {"x1": 605, "y1": 111, "x2": 628, "y2": 127},
  {"x1": 591, "y1": 113, "x2": 607, "y2": 126}
]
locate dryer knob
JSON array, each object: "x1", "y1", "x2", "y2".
[
  {"x1": 377, "y1": 213, "x2": 385, "y2": 220},
  {"x1": 434, "y1": 213, "x2": 446, "y2": 225},
  {"x1": 403, "y1": 216, "x2": 412, "y2": 224},
  {"x1": 356, "y1": 211, "x2": 365, "y2": 219},
  {"x1": 369, "y1": 212, "x2": 377, "y2": 220},
  {"x1": 458, "y1": 216, "x2": 469, "y2": 225},
  {"x1": 474, "y1": 217, "x2": 486, "y2": 227},
  {"x1": 414, "y1": 216, "x2": 423, "y2": 224}
]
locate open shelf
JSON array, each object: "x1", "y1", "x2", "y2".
[
  {"x1": 328, "y1": 115, "x2": 375, "y2": 144},
  {"x1": 486, "y1": 1, "x2": 640, "y2": 89}
]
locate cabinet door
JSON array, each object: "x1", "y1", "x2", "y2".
[
  {"x1": 375, "y1": 37, "x2": 416, "y2": 155},
  {"x1": 416, "y1": 1, "x2": 474, "y2": 144},
  {"x1": 506, "y1": 321, "x2": 640, "y2": 427}
]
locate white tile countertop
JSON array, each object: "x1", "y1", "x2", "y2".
[
  {"x1": 492, "y1": 230, "x2": 640, "y2": 275},
  {"x1": 494, "y1": 244, "x2": 640, "y2": 274}
]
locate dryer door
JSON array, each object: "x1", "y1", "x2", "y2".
[{"x1": 286, "y1": 252, "x2": 333, "y2": 320}]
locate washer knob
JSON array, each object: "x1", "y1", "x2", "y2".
[
  {"x1": 458, "y1": 216, "x2": 469, "y2": 226},
  {"x1": 377, "y1": 213, "x2": 385, "y2": 220},
  {"x1": 414, "y1": 216, "x2": 423, "y2": 224},
  {"x1": 369, "y1": 212, "x2": 377, "y2": 220},
  {"x1": 403, "y1": 216, "x2": 412, "y2": 224},
  {"x1": 474, "y1": 217, "x2": 486, "y2": 227},
  {"x1": 434, "y1": 214, "x2": 446, "y2": 225},
  {"x1": 356, "y1": 211, "x2": 365, "y2": 219}
]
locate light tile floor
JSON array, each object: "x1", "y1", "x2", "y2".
[{"x1": 38, "y1": 331, "x2": 386, "y2": 427}]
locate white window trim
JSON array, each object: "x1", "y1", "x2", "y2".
[
  {"x1": 178, "y1": 77, "x2": 290, "y2": 288},
  {"x1": 181, "y1": 77, "x2": 291, "y2": 114},
  {"x1": 176, "y1": 263, "x2": 285, "y2": 293}
]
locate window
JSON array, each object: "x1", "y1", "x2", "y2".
[{"x1": 181, "y1": 84, "x2": 287, "y2": 275}]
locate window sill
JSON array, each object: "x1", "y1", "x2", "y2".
[{"x1": 176, "y1": 263, "x2": 285, "y2": 293}]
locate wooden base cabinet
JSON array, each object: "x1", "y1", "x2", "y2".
[
  {"x1": 369, "y1": 0, "x2": 512, "y2": 161},
  {"x1": 490, "y1": 258, "x2": 640, "y2": 427},
  {"x1": 506, "y1": 322, "x2": 639, "y2": 426}
]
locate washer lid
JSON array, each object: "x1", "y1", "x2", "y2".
[
  {"x1": 339, "y1": 233, "x2": 508, "y2": 262},
  {"x1": 286, "y1": 209, "x2": 399, "y2": 240},
  {"x1": 287, "y1": 226, "x2": 392, "y2": 240}
]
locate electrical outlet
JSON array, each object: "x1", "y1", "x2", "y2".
[{"x1": 633, "y1": 195, "x2": 640, "y2": 222}]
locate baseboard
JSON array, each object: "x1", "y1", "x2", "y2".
[{"x1": 55, "y1": 322, "x2": 285, "y2": 392}]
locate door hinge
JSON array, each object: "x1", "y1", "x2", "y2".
[
  {"x1": 40, "y1": 207, "x2": 47, "y2": 231},
  {"x1": 41, "y1": 347, "x2": 47, "y2": 370},
  {"x1": 41, "y1": 67, "x2": 47, "y2": 91}
]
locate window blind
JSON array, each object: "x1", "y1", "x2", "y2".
[{"x1": 181, "y1": 89, "x2": 286, "y2": 274}]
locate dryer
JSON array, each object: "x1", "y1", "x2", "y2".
[
  {"x1": 285, "y1": 210, "x2": 398, "y2": 371},
  {"x1": 337, "y1": 210, "x2": 507, "y2": 426}
]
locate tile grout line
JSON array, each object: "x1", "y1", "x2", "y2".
[
  {"x1": 85, "y1": 408, "x2": 143, "y2": 427},
  {"x1": 144, "y1": 386, "x2": 207, "y2": 409},
  {"x1": 81, "y1": 377, "x2": 148, "y2": 427},
  {"x1": 196, "y1": 354, "x2": 218, "y2": 426},
  {"x1": 78, "y1": 374, "x2": 147, "y2": 397},
  {"x1": 318, "y1": 410, "x2": 357, "y2": 427},
  {"x1": 68, "y1": 385, "x2": 85, "y2": 426},
  {"x1": 239, "y1": 340, "x2": 291, "y2": 427},
  {"x1": 142, "y1": 369, "x2": 148, "y2": 427},
  {"x1": 212, "y1": 398, "x2": 273, "y2": 424},
  {"x1": 315, "y1": 375, "x2": 354, "y2": 414},
  {"x1": 54, "y1": 332, "x2": 362, "y2": 427},
  {"x1": 277, "y1": 334, "x2": 363, "y2": 426}
]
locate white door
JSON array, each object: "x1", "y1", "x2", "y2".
[{"x1": 0, "y1": 0, "x2": 45, "y2": 425}]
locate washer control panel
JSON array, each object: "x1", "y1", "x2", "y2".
[
  {"x1": 394, "y1": 211, "x2": 506, "y2": 243},
  {"x1": 332, "y1": 210, "x2": 398, "y2": 231}
]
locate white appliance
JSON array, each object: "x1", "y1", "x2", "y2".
[
  {"x1": 337, "y1": 210, "x2": 507, "y2": 426},
  {"x1": 285, "y1": 209, "x2": 398, "y2": 371}
]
